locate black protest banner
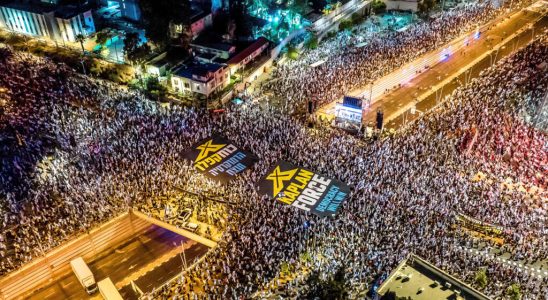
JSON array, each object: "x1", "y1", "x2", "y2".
[
  {"x1": 184, "y1": 135, "x2": 257, "y2": 183},
  {"x1": 257, "y1": 161, "x2": 350, "y2": 217}
]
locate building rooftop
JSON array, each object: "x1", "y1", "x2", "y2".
[
  {"x1": 1, "y1": 1, "x2": 55, "y2": 14},
  {"x1": 147, "y1": 52, "x2": 171, "y2": 68},
  {"x1": 377, "y1": 255, "x2": 490, "y2": 300},
  {"x1": 0, "y1": 1, "x2": 90, "y2": 18},
  {"x1": 227, "y1": 37, "x2": 270, "y2": 65},
  {"x1": 173, "y1": 62, "x2": 224, "y2": 83},
  {"x1": 54, "y1": 5, "x2": 90, "y2": 19},
  {"x1": 190, "y1": 8, "x2": 210, "y2": 24},
  {"x1": 191, "y1": 40, "x2": 235, "y2": 53}
]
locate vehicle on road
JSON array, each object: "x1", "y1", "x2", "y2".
[
  {"x1": 97, "y1": 277, "x2": 123, "y2": 300},
  {"x1": 175, "y1": 208, "x2": 192, "y2": 225},
  {"x1": 182, "y1": 221, "x2": 199, "y2": 232},
  {"x1": 70, "y1": 257, "x2": 98, "y2": 295}
]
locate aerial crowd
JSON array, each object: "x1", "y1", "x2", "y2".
[
  {"x1": 263, "y1": 0, "x2": 519, "y2": 113},
  {"x1": 0, "y1": 0, "x2": 546, "y2": 299}
]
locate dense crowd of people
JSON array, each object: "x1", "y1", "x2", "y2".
[
  {"x1": 0, "y1": 2, "x2": 546, "y2": 300},
  {"x1": 152, "y1": 35, "x2": 547, "y2": 299},
  {"x1": 262, "y1": 0, "x2": 523, "y2": 113}
]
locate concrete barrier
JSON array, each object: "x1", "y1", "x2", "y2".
[
  {"x1": 131, "y1": 210, "x2": 217, "y2": 248},
  {"x1": 0, "y1": 212, "x2": 150, "y2": 300}
]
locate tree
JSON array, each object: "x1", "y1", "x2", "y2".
[
  {"x1": 305, "y1": 34, "x2": 318, "y2": 50},
  {"x1": 351, "y1": 12, "x2": 364, "y2": 25},
  {"x1": 304, "y1": 271, "x2": 322, "y2": 299},
  {"x1": 95, "y1": 31, "x2": 111, "y2": 49},
  {"x1": 289, "y1": 0, "x2": 309, "y2": 16},
  {"x1": 145, "y1": 76, "x2": 167, "y2": 99},
  {"x1": 303, "y1": 265, "x2": 349, "y2": 300},
  {"x1": 123, "y1": 32, "x2": 140, "y2": 55},
  {"x1": 287, "y1": 44, "x2": 299, "y2": 60},
  {"x1": 229, "y1": 0, "x2": 254, "y2": 38},
  {"x1": 280, "y1": 261, "x2": 292, "y2": 277},
  {"x1": 372, "y1": 0, "x2": 386, "y2": 14},
  {"x1": 338, "y1": 19, "x2": 353, "y2": 31},
  {"x1": 380, "y1": 291, "x2": 397, "y2": 300},
  {"x1": 474, "y1": 269, "x2": 488, "y2": 289},
  {"x1": 324, "y1": 264, "x2": 350, "y2": 299},
  {"x1": 139, "y1": 0, "x2": 191, "y2": 49},
  {"x1": 418, "y1": 0, "x2": 435, "y2": 17},
  {"x1": 75, "y1": 34, "x2": 86, "y2": 56},
  {"x1": 506, "y1": 284, "x2": 522, "y2": 300},
  {"x1": 96, "y1": 30, "x2": 122, "y2": 62},
  {"x1": 124, "y1": 32, "x2": 151, "y2": 66}
]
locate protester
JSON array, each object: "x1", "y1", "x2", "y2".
[
  {"x1": 0, "y1": 5, "x2": 546, "y2": 300},
  {"x1": 261, "y1": 0, "x2": 524, "y2": 114}
]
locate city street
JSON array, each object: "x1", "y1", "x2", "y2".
[
  {"x1": 362, "y1": 7, "x2": 547, "y2": 129},
  {"x1": 316, "y1": 3, "x2": 546, "y2": 130},
  {"x1": 26, "y1": 225, "x2": 209, "y2": 300},
  {"x1": 0, "y1": 0, "x2": 546, "y2": 298}
]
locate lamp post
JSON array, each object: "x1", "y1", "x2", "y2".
[
  {"x1": 80, "y1": 59, "x2": 87, "y2": 76},
  {"x1": 368, "y1": 80, "x2": 374, "y2": 107},
  {"x1": 181, "y1": 241, "x2": 188, "y2": 270},
  {"x1": 175, "y1": 241, "x2": 188, "y2": 272}
]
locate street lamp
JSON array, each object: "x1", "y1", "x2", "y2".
[
  {"x1": 80, "y1": 59, "x2": 87, "y2": 76},
  {"x1": 174, "y1": 241, "x2": 188, "y2": 272},
  {"x1": 368, "y1": 80, "x2": 374, "y2": 107}
]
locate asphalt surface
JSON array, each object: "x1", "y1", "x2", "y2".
[
  {"x1": 26, "y1": 225, "x2": 209, "y2": 300},
  {"x1": 360, "y1": 8, "x2": 547, "y2": 130},
  {"x1": 119, "y1": 242, "x2": 210, "y2": 299}
]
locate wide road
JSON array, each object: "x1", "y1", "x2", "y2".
[
  {"x1": 360, "y1": 6, "x2": 547, "y2": 129},
  {"x1": 27, "y1": 225, "x2": 209, "y2": 300}
]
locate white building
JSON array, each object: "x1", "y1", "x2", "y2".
[
  {"x1": 171, "y1": 62, "x2": 230, "y2": 97},
  {"x1": 0, "y1": 2, "x2": 95, "y2": 43},
  {"x1": 53, "y1": 6, "x2": 95, "y2": 42},
  {"x1": 0, "y1": 3, "x2": 53, "y2": 38}
]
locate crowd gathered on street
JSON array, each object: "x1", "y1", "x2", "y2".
[
  {"x1": 0, "y1": 1, "x2": 546, "y2": 300},
  {"x1": 262, "y1": 0, "x2": 525, "y2": 113}
]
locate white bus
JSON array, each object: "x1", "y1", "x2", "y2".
[
  {"x1": 70, "y1": 257, "x2": 97, "y2": 295},
  {"x1": 97, "y1": 277, "x2": 123, "y2": 300}
]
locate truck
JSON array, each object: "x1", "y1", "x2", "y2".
[
  {"x1": 70, "y1": 257, "x2": 98, "y2": 295},
  {"x1": 97, "y1": 277, "x2": 124, "y2": 300}
]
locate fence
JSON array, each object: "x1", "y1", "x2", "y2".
[{"x1": 0, "y1": 212, "x2": 150, "y2": 300}]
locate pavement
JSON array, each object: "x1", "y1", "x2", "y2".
[
  {"x1": 381, "y1": 12, "x2": 548, "y2": 130},
  {"x1": 26, "y1": 225, "x2": 209, "y2": 300},
  {"x1": 119, "y1": 242, "x2": 210, "y2": 299},
  {"x1": 316, "y1": 3, "x2": 547, "y2": 130}
]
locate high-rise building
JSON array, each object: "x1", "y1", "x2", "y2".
[{"x1": 0, "y1": 1, "x2": 95, "y2": 43}]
